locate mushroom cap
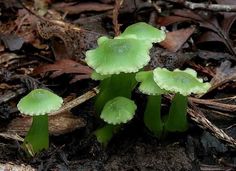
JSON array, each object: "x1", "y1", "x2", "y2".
[
  {"x1": 17, "y1": 89, "x2": 63, "y2": 116},
  {"x1": 135, "y1": 71, "x2": 167, "y2": 95},
  {"x1": 100, "y1": 96, "x2": 137, "y2": 125},
  {"x1": 85, "y1": 36, "x2": 152, "y2": 75},
  {"x1": 153, "y1": 68, "x2": 211, "y2": 96},
  {"x1": 118, "y1": 22, "x2": 166, "y2": 43}
]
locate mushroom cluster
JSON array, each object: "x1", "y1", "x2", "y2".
[
  {"x1": 85, "y1": 22, "x2": 166, "y2": 144},
  {"x1": 136, "y1": 68, "x2": 211, "y2": 137},
  {"x1": 153, "y1": 67, "x2": 210, "y2": 133}
]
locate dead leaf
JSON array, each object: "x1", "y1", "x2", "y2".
[
  {"x1": 158, "y1": 9, "x2": 236, "y2": 57},
  {"x1": 7, "y1": 111, "x2": 86, "y2": 136},
  {"x1": 33, "y1": 59, "x2": 92, "y2": 83},
  {"x1": 157, "y1": 16, "x2": 192, "y2": 26},
  {"x1": 209, "y1": 60, "x2": 236, "y2": 92},
  {"x1": 160, "y1": 27, "x2": 195, "y2": 52},
  {"x1": 52, "y1": 2, "x2": 114, "y2": 14}
]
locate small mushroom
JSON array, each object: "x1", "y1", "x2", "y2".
[
  {"x1": 100, "y1": 96, "x2": 137, "y2": 125},
  {"x1": 153, "y1": 67, "x2": 211, "y2": 132},
  {"x1": 17, "y1": 89, "x2": 63, "y2": 156}
]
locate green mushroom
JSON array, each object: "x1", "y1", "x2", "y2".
[
  {"x1": 85, "y1": 22, "x2": 166, "y2": 145},
  {"x1": 100, "y1": 96, "x2": 137, "y2": 125},
  {"x1": 136, "y1": 71, "x2": 167, "y2": 137},
  {"x1": 86, "y1": 36, "x2": 152, "y2": 75},
  {"x1": 153, "y1": 67, "x2": 211, "y2": 132},
  {"x1": 17, "y1": 89, "x2": 63, "y2": 156},
  {"x1": 86, "y1": 36, "x2": 152, "y2": 123},
  {"x1": 118, "y1": 22, "x2": 166, "y2": 43},
  {"x1": 86, "y1": 37, "x2": 144, "y2": 145}
]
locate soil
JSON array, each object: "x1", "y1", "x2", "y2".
[{"x1": 1, "y1": 112, "x2": 235, "y2": 171}]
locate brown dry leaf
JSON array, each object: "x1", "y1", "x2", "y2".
[
  {"x1": 158, "y1": 9, "x2": 236, "y2": 57},
  {"x1": 0, "y1": 9, "x2": 45, "y2": 50},
  {"x1": 209, "y1": 60, "x2": 236, "y2": 92},
  {"x1": 160, "y1": 27, "x2": 195, "y2": 52},
  {"x1": 185, "y1": 10, "x2": 235, "y2": 55},
  {"x1": 33, "y1": 59, "x2": 92, "y2": 83},
  {"x1": 173, "y1": 9, "x2": 220, "y2": 32},
  {"x1": 52, "y1": 2, "x2": 114, "y2": 14},
  {"x1": 157, "y1": 16, "x2": 192, "y2": 26},
  {"x1": 7, "y1": 111, "x2": 86, "y2": 136}
]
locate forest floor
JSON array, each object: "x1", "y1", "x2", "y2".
[{"x1": 1, "y1": 0, "x2": 236, "y2": 170}]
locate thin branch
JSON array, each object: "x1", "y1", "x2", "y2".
[
  {"x1": 162, "y1": 0, "x2": 236, "y2": 12},
  {"x1": 113, "y1": 0, "x2": 123, "y2": 36}
]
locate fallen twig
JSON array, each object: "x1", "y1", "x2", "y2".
[
  {"x1": 50, "y1": 87, "x2": 99, "y2": 116},
  {"x1": 161, "y1": 0, "x2": 236, "y2": 12},
  {"x1": 113, "y1": 0, "x2": 123, "y2": 36},
  {"x1": 189, "y1": 97, "x2": 236, "y2": 112},
  {"x1": 0, "y1": 132, "x2": 24, "y2": 142},
  {"x1": 188, "y1": 103, "x2": 236, "y2": 148}
]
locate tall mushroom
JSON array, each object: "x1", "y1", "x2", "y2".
[
  {"x1": 17, "y1": 89, "x2": 63, "y2": 156},
  {"x1": 136, "y1": 71, "x2": 168, "y2": 137},
  {"x1": 153, "y1": 67, "x2": 211, "y2": 132}
]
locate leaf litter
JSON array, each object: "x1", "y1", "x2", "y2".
[{"x1": 1, "y1": 0, "x2": 236, "y2": 170}]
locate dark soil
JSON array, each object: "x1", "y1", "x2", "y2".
[{"x1": 1, "y1": 113, "x2": 235, "y2": 171}]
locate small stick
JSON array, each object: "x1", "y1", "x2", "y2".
[
  {"x1": 0, "y1": 132, "x2": 24, "y2": 142},
  {"x1": 50, "y1": 87, "x2": 99, "y2": 116},
  {"x1": 162, "y1": 0, "x2": 236, "y2": 12},
  {"x1": 188, "y1": 103, "x2": 236, "y2": 148},
  {"x1": 113, "y1": 0, "x2": 123, "y2": 36}
]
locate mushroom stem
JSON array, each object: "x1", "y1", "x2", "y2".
[
  {"x1": 94, "y1": 73, "x2": 137, "y2": 145},
  {"x1": 94, "y1": 124, "x2": 120, "y2": 146},
  {"x1": 144, "y1": 95, "x2": 163, "y2": 137},
  {"x1": 23, "y1": 115, "x2": 49, "y2": 156},
  {"x1": 165, "y1": 93, "x2": 188, "y2": 132},
  {"x1": 95, "y1": 73, "x2": 137, "y2": 113}
]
